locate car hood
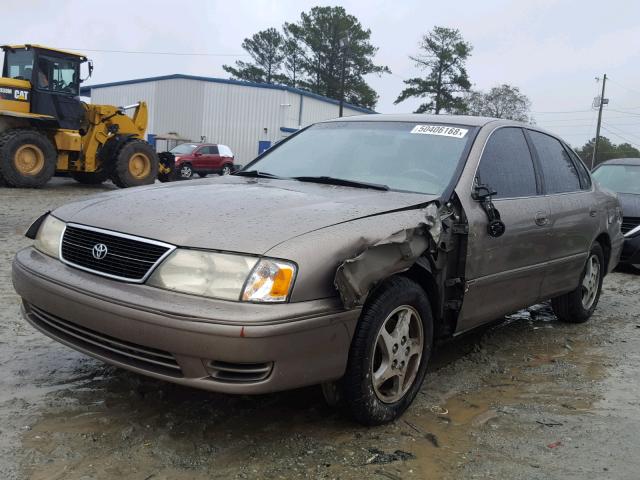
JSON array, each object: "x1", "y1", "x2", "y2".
[
  {"x1": 54, "y1": 177, "x2": 437, "y2": 254},
  {"x1": 617, "y1": 193, "x2": 640, "y2": 217}
]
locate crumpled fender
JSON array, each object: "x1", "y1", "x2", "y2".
[{"x1": 334, "y1": 203, "x2": 440, "y2": 309}]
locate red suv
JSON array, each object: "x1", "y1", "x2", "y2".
[{"x1": 170, "y1": 143, "x2": 235, "y2": 179}]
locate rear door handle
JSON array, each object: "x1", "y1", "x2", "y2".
[
  {"x1": 535, "y1": 212, "x2": 549, "y2": 226},
  {"x1": 589, "y1": 208, "x2": 598, "y2": 217}
]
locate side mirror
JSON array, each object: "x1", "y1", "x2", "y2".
[
  {"x1": 193, "y1": 152, "x2": 202, "y2": 157},
  {"x1": 473, "y1": 180, "x2": 506, "y2": 238}
]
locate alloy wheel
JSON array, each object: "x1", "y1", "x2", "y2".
[
  {"x1": 371, "y1": 305, "x2": 424, "y2": 403},
  {"x1": 581, "y1": 254, "x2": 601, "y2": 309}
]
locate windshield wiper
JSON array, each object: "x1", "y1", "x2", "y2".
[
  {"x1": 233, "y1": 170, "x2": 282, "y2": 179},
  {"x1": 293, "y1": 176, "x2": 389, "y2": 191}
]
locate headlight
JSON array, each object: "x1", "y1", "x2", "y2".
[
  {"x1": 34, "y1": 215, "x2": 65, "y2": 258},
  {"x1": 147, "y1": 250, "x2": 296, "y2": 303}
]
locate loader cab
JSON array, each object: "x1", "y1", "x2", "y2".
[{"x1": 2, "y1": 45, "x2": 87, "y2": 130}]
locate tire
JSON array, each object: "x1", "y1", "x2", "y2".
[
  {"x1": 220, "y1": 164, "x2": 232, "y2": 176},
  {"x1": 552, "y1": 243, "x2": 605, "y2": 323},
  {"x1": 178, "y1": 163, "x2": 193, "y2": 180},
  {"x1": 0, "y1": 129, "x2": 57, "y2": 188},
  {"x1": 71, "y1": 170, "x2": 109, "y2": 185},
  {"x1": 343, "y1": 276, "x2": 433, "y2": 425},
  {"x1": 157, "y1": 152, "x2": 176, "y2": 183},
  {"x1": 197, "y1": 172, "x2": 208, "y2": 178},
  {"x1": 110, "y1": 139, "x2": 158, "y2": 188}
]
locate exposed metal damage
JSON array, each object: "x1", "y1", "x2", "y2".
[{"x1": 334, "y1": 203, "x2": 444, "y2": 309}]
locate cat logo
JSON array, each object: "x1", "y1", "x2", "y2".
[{"x1": 14, "y1": 90, "x2": 29, "y2": 101}]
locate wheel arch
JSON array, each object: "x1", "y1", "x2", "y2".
[{"x1": 594, "y1": 232, "x2": 611, "y2": 273}]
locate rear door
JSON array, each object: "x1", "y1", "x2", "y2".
[
  {"x1": 526, "y1": 130, "x2": 598, "y2": 298},
  {"x1": 207, "y1": 145, "x2": 222, "y2": 171},
  {"x1": 456, "y1": 126, "x2": 552, "y2": 332}
]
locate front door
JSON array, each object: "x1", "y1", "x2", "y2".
[
  {"x1": 456, "y1": 126, "x2": 552, "y2": 332},
  {"x1": 31, "y1": 53, "x2": 83, "y2": 130}
]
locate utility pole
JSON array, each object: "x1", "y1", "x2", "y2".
[{"x1": 592, "y1": 74, "x2": 607, "y2": 169}]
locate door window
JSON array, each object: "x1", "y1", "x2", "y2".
[
  {"x1": 476, "y1": 127, "x2": 538, "y2": 199},
  {"x1": 528, "y1": 131, "x2": 581, "y2": 194},
  {"x1": 564, "y1": 146, "x2": 592, "y2": 190},
  {"x1": 37, "y1": 55, "x2": 79, "y2": 95},
  {"x1": 209, "y1": 145, "x2": 219, "y2": 155}
]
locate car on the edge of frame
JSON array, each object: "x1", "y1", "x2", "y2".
[
  {"x1": 13, "y1": 114, "x2": 623, "y2": 425},
  {"x1": 592, "y1": 157, "x2": 640, "y2": 271}
]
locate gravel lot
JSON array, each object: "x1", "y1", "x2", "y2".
[{"x1": 1, "y1": 178, "x2": 639, "y2": 479}]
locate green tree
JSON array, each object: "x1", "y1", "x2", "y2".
[
  {"x1": 275, "y1": 31, "x2": 302, "y2": 88},
  {"x1": 284, "y1": 6, "x2": 389, "y2": 109},
  {"x1": 223, "y1": 28, "x2": 284, "y2": 84},
  {"x1": 574, "y1": 136, "x2": 640, "y2": 167},
  {"x1": 461, "y1": 84, "x2": 532, "y2": 122},
  {"x1": 395, "y1": 26, "x2": 472, "y2": 114}
]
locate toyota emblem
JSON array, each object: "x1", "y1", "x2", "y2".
[{"x1": 92, "y1": 243, "x2": 108, "y2": 260}]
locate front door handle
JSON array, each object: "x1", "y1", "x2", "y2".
[
  {"x1": 535, "y1": 212, "x2": 549, "y2": 226},
  {"x1": 589, "y1": 208, "x2": 598, "y2": 217}
]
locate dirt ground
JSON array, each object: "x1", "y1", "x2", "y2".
[{"x1": 1, "y1": 178, "x2": 639, "y2": 480}]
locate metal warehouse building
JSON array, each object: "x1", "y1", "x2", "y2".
[{"x1": 80, "y1": 74, "x2": 373, "y2": 164}]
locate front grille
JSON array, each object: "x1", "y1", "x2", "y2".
[
  {"x1": 621, "y1": 217, "x2": 640, "y2": 235},
  {"x1": 61, "y1": 224, "x2": 173, "y2": 281},
  {"x1": 206, "y1": 360, "x2": 273, "y2": 384},
  {"x1": 26, "y1": 303, "x2": 182, "y2": 377}
]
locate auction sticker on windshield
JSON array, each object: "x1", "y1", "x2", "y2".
[{"x1": 411, "y1": 125, "x2": 468, "y2": 138}]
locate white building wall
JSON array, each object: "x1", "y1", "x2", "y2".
[{"x1": 88, "y1": 77, "x2": 371, "y2": 165}]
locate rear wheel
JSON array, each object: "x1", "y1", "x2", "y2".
[
  {"x1": 552, "y1": 243, "x2": 604, "y2": 323},
  {"x1": 110, "y1": 140, "x2": 158, "y2": 188},
  {"x1": 0, "y1": 129, "x2": 57, "y2": 188},
  {"x1": 343, "y1": 276, "x2": 433, "y2": 425}
]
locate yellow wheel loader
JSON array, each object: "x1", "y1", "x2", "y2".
[{"x1": 0, "y1": 44, "x2": 169, "y2": 188}]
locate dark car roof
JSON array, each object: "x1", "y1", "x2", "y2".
[
  {"x1": 324, "y1": 113, "x2": 506, "y2": 127},
  {"x1": 595, "y1": 157, "x2": 640, "y2": 167}
]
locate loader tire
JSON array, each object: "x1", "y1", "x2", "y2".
[
  {"x1": 0, "y1": 129, "x2": 57, "y2": 188},
  {"x1": 110, "y1": 139, "x2": 158, "y2": 188},
  {"x1": 71, "y1": 170, "x2": 110, "y2": 185}
]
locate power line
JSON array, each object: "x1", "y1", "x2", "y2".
[
  {"x1": 59, "y1": 47, "x2": 249, "y2": 57},
  {"x1": 601, "y1": 125, "x2": 640, "y2": 148},
  {"x1": 607, "y1": 77, "x2": 640, "y2": 98}
]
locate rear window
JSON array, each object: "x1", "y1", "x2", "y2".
[
  {"x1": 528, "y1": 131, "x2": 581, "y2": 194},
  {"x1": 247, "y1": 122, "x2": 475, "y2": 195},
  {"x1": 592, "y1": 164, "x2": 640, "y2": 194}
]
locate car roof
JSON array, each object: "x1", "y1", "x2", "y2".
[
  {"x1": 323, "y1": 113, "x2": 508, "y2": 127},
  {"x1": 596, "y1": 157, "x2": 640, "y2": 167}
]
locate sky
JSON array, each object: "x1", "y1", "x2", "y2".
[{"x1": 3, "y1": 0, "x2": 640, "y2": 148}]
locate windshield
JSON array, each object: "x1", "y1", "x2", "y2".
[
  {"x1": 592, "y1": 164, "x2": 640, "y2": 195},
  {"x1": 3, "y1": 49, "x2": 34, "y2": 80},
  {"x1": 245, "y1": 121, "x2": 475, "y2": 195},
  {"x1": 170, "y1": 143, "x2": 199, "y2": 155}
]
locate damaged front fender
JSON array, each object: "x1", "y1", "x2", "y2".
[{"x1": 334, "y1": 203, "x2": 441, "y2": 309}]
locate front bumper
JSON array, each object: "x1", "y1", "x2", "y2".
[
  {"x1": 12, "y1": 248, "x2": 360, "y2": 394},
  {"x1": 621, "y1": 233, "x2": 640, "y2": 266}
]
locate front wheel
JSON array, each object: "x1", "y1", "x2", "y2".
[
  {"x1": 179, "y1": 163, "x2": 193, "y2": 179},
  {"x1": 343, "y1": 276, "x2": 433, "y2": 425},
  {"x1": 110, "y1": 140, "x2": 158, "y2": 188},
  {"x1": 552, "y1": 243, "x2": 604, "y2": 323},
  {"x1": 220, "y1": 164, "x2": 232, "y2": 176}
]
